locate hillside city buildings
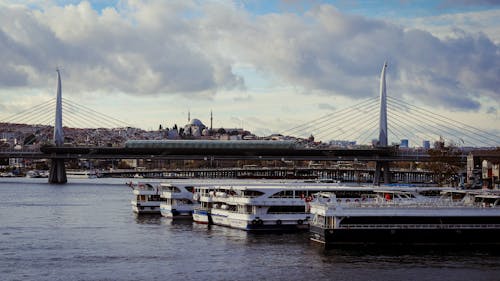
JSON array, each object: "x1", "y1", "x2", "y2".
[{"x1": 0, "y1": 117, "x2": 498, "y2": 189}]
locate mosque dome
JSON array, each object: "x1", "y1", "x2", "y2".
[{"x1": 189, "y1": 118, "x2": 205, "y2": 127}]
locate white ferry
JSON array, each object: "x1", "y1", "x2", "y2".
[
  {"x1": 309, "y1": 189, "x2": 500, "y2": 247},
  {"x1": 159, "y1": 183, "x2": 197, "y2": 219},
  {"x1": 193, "y1": 191, "x2": 212, "y2": 224},
  {"x1": 191, "y1": 179, "x2": 317, "y2": 225},
  {"x1": 128, "y1": 178, "x2": 280, "y2": 220},
  {"x1": 130, "y1": 182, "x2": 165, "y2": 214},
  {"x1": 193, "y1": 182, "x2": 381, "y2": 231},
  {"x1": 67, "y1": 170, "x2": 98, "y2": 179}
]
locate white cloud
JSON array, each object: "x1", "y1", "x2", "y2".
[
  {"x1": 0, "y1": 1, "x2": 498, "y2": 137},
  {"x1": 398, "y1": 9, "x2": 500, "y2": 44}
]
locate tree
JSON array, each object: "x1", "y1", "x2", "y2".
[{"x1": 422, "y1": 144, "x2": 464, "y2": 186}]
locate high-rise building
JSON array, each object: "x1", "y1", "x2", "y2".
[
  {"x1": 423, "y1": 140, "x2": 430, "y2": 149},
  {"x1": 400, "y1": 139, "x2": 409, "y2": 148}
]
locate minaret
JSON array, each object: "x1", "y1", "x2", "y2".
[
  {"x1": 210, "y1": 110, "x2": 213, "y2": 131},
  {"x1": 54, "y1": 69, "x2": 64, "y2": 147},
  {"x1": 378, "y1": 61, "x2": 388, "y2": 147},
  {"x1": 188, "y1": 110, "x2": 191, "y2": 123}
]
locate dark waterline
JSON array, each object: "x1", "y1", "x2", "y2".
[{"x1": 0, "y1": 178, "x2": 499, "y2": 281}]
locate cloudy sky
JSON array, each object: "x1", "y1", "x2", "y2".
[{"x1": 0, "y1": 0, "x2": 499, "y2": 142}]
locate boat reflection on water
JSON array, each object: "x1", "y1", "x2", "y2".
[{"x1": 134, "y1": 213, "x2": 162, "y2": 225}]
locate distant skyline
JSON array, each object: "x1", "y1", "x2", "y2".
[{"x1": 0, "y1": 0, "x2": 498, "y2": 143}]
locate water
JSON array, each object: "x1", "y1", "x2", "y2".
[{"x1": 1, "y1": 178, "x2": 499, "y2": 281}]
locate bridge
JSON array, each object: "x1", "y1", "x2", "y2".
[
  {"x1": 0, "y1": 64, "x2": 498, "y2": 184},
  {"x1": 1, "y1": 145, "x2": 463, "y2": 162}
]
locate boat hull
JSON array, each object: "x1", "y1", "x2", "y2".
[
  {"x1": 193, "y1": 209, "x2": 212, "y2": 224},
  {"x1": 245, "y1": 223, "x2": 309, "y2": 232},
  {"x1": 160, "y1": 207, "x2": 193, "y2": 220},
  {"x1": 310, "y1": 225, "x2": 500, "y2": 246},
  {"x1": 211, "y1": 216, "x2": 310, "y2": 231},
  {"x1": 131, "y1": 200, "x2": 161, "y2": 214},
  {"x1": 132, "y1": 205, "x2": 161, "y2": 214}
]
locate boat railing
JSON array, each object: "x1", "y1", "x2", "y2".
[
  {"x1": 338, "y1": 223, "x2": 500, "y2": 229},
  {"x1": 311, "y1": 197, "x2": 497, "y2": 209},
  {"x1": 267, "y1": 211, "x2": 308, "y2": 215},
  {"x1": 170, "y1": 203, "x2": 196, "y2": 209},
  {"x1": 211, "y1": 208, "x2": 248, "y2": 214},
  {"x1": 193, "y1": 206, "x2": 210, "y2": 211},
  {"x1": 211, "y1": 193, "x2": 260, "y2": 199},
  {"x1": 210, "y1": 196, "x2": 304, "y2": 206},
  {"x1": 134, "y1": 186, "x2": 155, "y2": 191}
]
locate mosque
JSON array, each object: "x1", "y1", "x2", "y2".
[
  {"x1": 164, "y1": 110, "x2": 253, "y2": 140},
  {"x1": 165, "y1": 111, "x2": 212, "y2": 139},
  {"x1": 183, "y1": 118, "x2": 209, "y2": 138}
]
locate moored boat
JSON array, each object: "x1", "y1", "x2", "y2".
[
  {"x1": 67, "y1": 170, "x2": 98, "y2": 179},
  {"x1": 309, "y1": 189, "x2": 500, "y2": 247},
  {"x1": 159, "y1": 183, "x2": 197, "y2": 219},
  {"x1": 130, "y1": 182, "x2": 164, "y2": 214},
  {"x1": 193, "y1": 182, "x2": 382, "y2": 231}
]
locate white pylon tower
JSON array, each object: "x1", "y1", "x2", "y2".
[
  {"x1": 54, "y1": 68, "x2": 64, "y2": 147},
  {"x1": 378, "y1": 61, "x2": 388, "y2": 147},
  {"x1": 374, "y1": 61, "x2": 390, "y2": 185},
  {"x1": 49, "y1": 69, "x2": 67, "y2": 184}
]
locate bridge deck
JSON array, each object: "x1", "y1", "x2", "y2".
[{"x1": 0, "y1": 146, "x2": 467, "y2": 162}]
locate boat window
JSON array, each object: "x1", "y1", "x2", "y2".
[
  {"x1": 198, "y1": 189, "x2": 210, "y2": 195},
  {"x1": 333, "y1": 191, "x2": 369, "y2": 198},
  {"x1": 150, "y1": 195, "x2": 162, "y2": 201},
  {"x1": 185, "y1": 186, "x2": 194, "y2": 193},
  {"x1": 419, "y1": 190, "x2": 442, "y2": 197},
  {"x1": 270, "y1": 190, "x2": 294, "y2": 198},
  {"x1": 242, "y1": 190, "x2": 264, "y2": 197},
  {"x1": 267, "y1": 206, "x2": 305, "y2": 213},
  {"x1": 451, "y1": 192, "x2": 466, "y2": 201},
  {"x1": 168, "y1": 186, "x2": 181, "y2": 193}
]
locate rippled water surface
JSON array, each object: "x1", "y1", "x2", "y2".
[{"x1": 1, "y1": 178, "x2": 499, "y2": 281}]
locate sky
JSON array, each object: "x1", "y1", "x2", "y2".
[{"x1": 0, "y1": 0, "x2": 499, "y2": 143}]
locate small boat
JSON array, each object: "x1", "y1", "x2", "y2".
[
  {"x1": 67, "y1": 170, "x2": 98, "y2": 179},
  {"x1": 26, "y1": 170, "x2": 42, "y2": 178}
]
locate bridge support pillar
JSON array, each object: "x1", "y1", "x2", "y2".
[
  {"x1": 373, "y1": 161, "x2": 390, "y2": 185},
  {"x1": 49, "y1": 158, "x2": 67, "y2": 184}
]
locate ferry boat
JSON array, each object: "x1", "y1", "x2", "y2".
[
  {"x1": 130, "y1": 182, "x2": 165, "y2": 214},
  {"x1": 128, "y1": 178, "x2": 277, "y2": 219},
  {"x1": 191, "y1": 179, "x2": 318, "y2": 225},
  {"x1": 67, "y1": 170, "x2": 98, "y2": 179},
  {"x1": 159, "y1": 183, "x2": 197, "y2": 219},
  {"x1": 193, "y1": 182, "x2": 380, "y2": 231},
  {"x1": 193, "y1": 191, "x2": 213, "y2": 224},
  {"x1": 309, "y1": 189, "x2": 500, "y2": 247}
]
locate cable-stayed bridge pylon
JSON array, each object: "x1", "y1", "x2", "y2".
[{"x1": 280, "y1": 79, "x2": 500, "y2": 149}]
